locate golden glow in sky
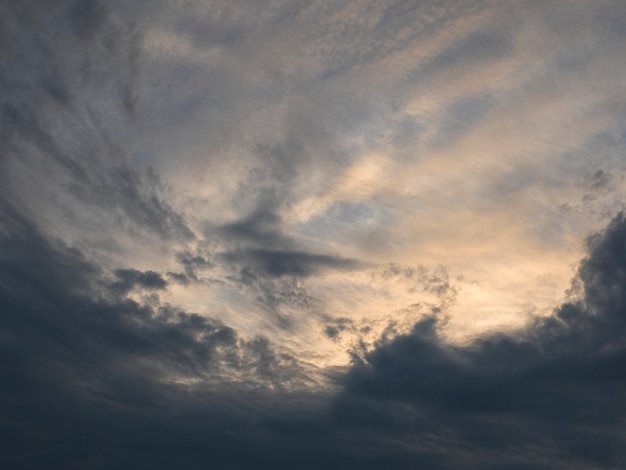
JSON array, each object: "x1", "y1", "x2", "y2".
[{"x1": 5, "y1": 0, "x2": 626, "y2": 379}]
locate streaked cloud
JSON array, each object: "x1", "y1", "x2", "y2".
[{"x1": 3, "y1": 0, "x2": 626, "y2": 467}]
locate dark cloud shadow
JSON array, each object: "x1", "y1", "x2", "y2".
[
  {"x1": 220, "y1": 249, "x2": 361, "y2": 278},
  {"x1": 4, "y1": 199, "x2": 626, "y2": 468},
  {"x1": 336, "y1": 212, "x2": 626, "y2": 468},
  {"x1": 0, "y1": 197, "x2": 320, "y2": 469}
]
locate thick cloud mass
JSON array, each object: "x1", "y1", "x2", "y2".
[
  {"x1": 0, "y1": 197, "x2": 316, "y2": 468},
  {"x1": 4, "y1": 199, "x2": 626, "y2": 468},
  {"x1": 3, "y1": 0, "x2": 626, "y2": 468},
  {"x1": 338, "y1": 215, "x2": 626, "y2": 468}
]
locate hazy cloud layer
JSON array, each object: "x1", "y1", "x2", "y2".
[{"x1": 3, "y1": 0, "x2": 626, "y2": 468}]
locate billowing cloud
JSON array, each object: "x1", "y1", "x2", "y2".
[
  {"x1": 337, "y1": 213, "x2": 626, "y2": 468},
  {"x1": 4, "y1": 192, "x2": 626, "y2": 468}
]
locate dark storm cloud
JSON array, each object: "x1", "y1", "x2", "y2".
[
  {"x1": 0, "y1": 197, "x2": 316, "y2": 468},
  {"x1": 336, "y1": 213, "x2": 626, "y2": 468},
  {"x1": 0, "y1": 198, "x2": 297, "y2": 389},
  {"x1": 7, "y1": 207, "x2": 626, "y2": 469},
  {"x1": 6, "y1": 160, "x2": 626, "y2": 468}
]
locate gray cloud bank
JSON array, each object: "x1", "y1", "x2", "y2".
[{"x1": 4, "y1": 172, "x2": 626, "y2": 468}]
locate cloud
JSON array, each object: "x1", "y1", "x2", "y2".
[
  {"x1": 0, "y1": 0, "x2": 193, "y2": 248},
  {"x1": 0, "y1": 199, "x2": 305, "y2": 388},
  {"x1": 221, "y1": 249, "x2": 362, "y2": 278},
  {"x1": 174, "y1": 251, "x2": 214, "y2": 281},
  {"x1": 337, "y1": 212, "x2": 626, "y2": 468},
  {"x1": 110, "y1": 268, "x2": 168, "y2": 294},
  {"x1": 3, "y1": 1, "x2": 626, "y2": 467},
  {"x1": 218, "y1": 208, "x2": 294, "y2": 250},
  {"x1": 0, "y1": 195, "x2": 319, "y2": 468},
  {"x1": 5, "y1": 210, "x2": 626, "y2": 469}
]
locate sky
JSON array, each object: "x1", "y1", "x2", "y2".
[{"x1": 2, "y1": 0, "x2": 626, "y2": 468}]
